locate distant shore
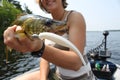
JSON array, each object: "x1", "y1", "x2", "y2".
[
  {"x1": 87, "y1": 30, "x2": 120, "y2": 32},
  {"x1": 107, "y1": 30, "x2": 120, "y2": 32}
]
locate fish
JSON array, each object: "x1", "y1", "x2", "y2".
[
  {"x1": 12, "y1": 14, "x2": 67, "y2": 39},
  {"x1": 5, "y1": 14, "x2": 67, "y2": 63}
]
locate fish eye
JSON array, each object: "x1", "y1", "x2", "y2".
[{"x1": 45, "y1": 19, "x2": 53, "y2": 27}]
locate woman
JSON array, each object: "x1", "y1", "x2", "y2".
[{"x1": 4, "y1": 0, "x2": 94, "y2": 80}]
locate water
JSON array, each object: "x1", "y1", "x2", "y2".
[{"x1": 0, "y1": 31, "x2": 120, "y2": 80}]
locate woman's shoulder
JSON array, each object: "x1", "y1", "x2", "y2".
[
  {"x1": 69, "y1": 10, "x2": 84, "y2": 19},
  {"x1": 67, "y1": 10, "x2": 86, "y2": 32},
  {"x1": 67, "y1": 10, "x2": 85, "y2": 24}
]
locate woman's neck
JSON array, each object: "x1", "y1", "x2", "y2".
[{"x1": 51, "y1": 9, "x2": 66, "y2": 21}]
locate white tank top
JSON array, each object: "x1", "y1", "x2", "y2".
[{"x1": 45, "y1": 11, "x2": 91, "y2": 79}]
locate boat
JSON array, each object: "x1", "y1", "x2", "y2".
[
  {"x1": 11, "y1": 31, "x2": 120, "y2": 80},
  {"x1": 86, "y1": 31, "x2": 120, "y2": 80}
]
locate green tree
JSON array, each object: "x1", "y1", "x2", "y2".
[
  {"x1": 0, "y1": 0, "x2": 21, "y2": 36},
  {"x1": 0, "y1": 0, "x2": 21, "y2": 68},
  {"x1": 0, "y1": 0, "x2": 33, "y2": 56},
  {"x1": 0, "y1": 1, "x2": 33, "y2": 79},
  {"x1": 0, "y1": 0, "x2": 20, "y2": 30},
  {"x1": 0, "y1": 0, "x2": 32, "y2": 39},
  {"x1": 8, "y1": 0, "x2": 32, "y2": 14},
  {"x1": 8, "y1": 0, "x2": 23, "y2": 11},
  {"x1": 0, "y1": 0, "x2": 32, "y2": 37},
  {"x1": 0, "y1": 0, "x2": 32, "y2": 50}
]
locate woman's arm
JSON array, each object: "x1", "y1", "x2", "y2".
[
  {"x1": 40, "y1": 58, "x2": 50, "y2": 80},
  {"x1": 42, "y1": 11, "x2": 86, "y2": 71}
]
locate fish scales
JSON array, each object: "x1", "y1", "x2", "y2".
[{"x1": 12, "y1": 14, "x2": 66, "y2": 36}]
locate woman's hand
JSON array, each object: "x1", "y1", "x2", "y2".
[{"x1": 3, "y1": 25, "x2": 43, "y2": 53}]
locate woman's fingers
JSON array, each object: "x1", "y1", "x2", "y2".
[
  {"x1": 3, "y1": 25, "x2": 27, "y2": 52},
  {"x1": 4, "y1": 25, "x2": 17, "y2": 40},
  {"x1": 3, "y1": 25, "x2": 21, "y2": 49},
  {"x1": 4, "y1": 25, "x2": 42, "y2": 53}
]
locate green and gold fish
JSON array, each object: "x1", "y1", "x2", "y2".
[
  {"x1": 12, "y1": 14, "x2": 66, "y2": 38},
  {"x1": 5, "y1": 14, "x2": 66, "y2": 63}
]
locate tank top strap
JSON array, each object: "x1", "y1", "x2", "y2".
[
  {"x1": 54, "y1": 11, "x2": 74, "y2": 35},
  {"x1": 60, "y1": 10, "x2": 73, "y2": 34},
  {"x1": 64, "y1": 10, "x2": 74, "y2": 22}
]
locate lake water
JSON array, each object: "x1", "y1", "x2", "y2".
[{"x1": 0, "y1": 31, "x2": 120, "y2": 80}]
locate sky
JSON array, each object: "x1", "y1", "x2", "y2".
[{"x1": 17, "y1": 0, "x2": 120, "y2": 31}]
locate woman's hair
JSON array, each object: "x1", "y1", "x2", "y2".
[{"x1": 39, "y1": 0, "x2": 68, "y2": 13}]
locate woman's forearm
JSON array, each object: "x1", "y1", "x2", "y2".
[
  {"x1": 40, "y1": 58, "x2": 50, "y2": 80},
  {"x1": 42, "y1": 45, "x2": 82, "y2": 71}
]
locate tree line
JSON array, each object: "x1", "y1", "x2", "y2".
[{"x1": 0, "y1": 0, "x2": 32, "y2": 51}]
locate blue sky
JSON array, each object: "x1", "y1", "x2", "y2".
[{"x1": 17, "y1": 0, "x2": 120, "y2": 31}]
